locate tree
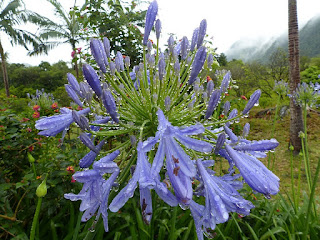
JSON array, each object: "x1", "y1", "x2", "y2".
[
  {"x1": 288, "y1": 0, "x2": 304, "y2": 153},
  {"x1": 35, "y1": 0, "x2": 82, "y2": 78},
  {"x1": 268, "y1": 47, "x2": 289, "y2": 82},
  {"x1": 0, "y1": 0, "x2": 50, "y2": 97},
  {"x1": 217, "y1": 53, "x2": 228, "y2": 66},
  {"x1": 76, "y1": 0, "x2": 146, "y2": 65}
]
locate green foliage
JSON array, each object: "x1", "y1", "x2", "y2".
[
  {"x1": 75, "y1": 0, "x2": 146, "y2": 65},
  {"x1": 301, "y1": 65, "x2": 320, "y2": 84},
  {"x1": 0, "y1": 61, "x2": 71, "y2": 93}
]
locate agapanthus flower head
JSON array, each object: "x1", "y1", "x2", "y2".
[
  {"x1": 290, "y1": 82, "x2": 320, "y2": 107},
  {"x1": 143, "y1": 0, "x2": 158, "y2": 46},
  {"x1": 36, "y1": 1, "x2": 280, "y2": 238},
  {"x1": 274, "y1": 79, "x2": 288, "y2": 96}
]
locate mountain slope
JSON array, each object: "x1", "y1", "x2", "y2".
[{"x1": 226, "y1": 15, "x2": 320, "y2": 62}]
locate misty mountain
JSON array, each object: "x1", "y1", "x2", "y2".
[{"x1": 226, "y1": 15, "x2": 320, "y2": 63}]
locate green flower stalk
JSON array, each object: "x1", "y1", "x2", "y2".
[{"x1": 30, "y1": 175, "x2": 47, "y2": 240}]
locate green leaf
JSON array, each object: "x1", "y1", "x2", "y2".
[{"x1": 260, "y1": 227, "x2": 286, "y2": 240}]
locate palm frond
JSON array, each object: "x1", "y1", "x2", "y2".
[
  {"x1": 46, "y1": 0, "x2": 70, "y2": 26},
  {"x1": 0, "y1": 0, "x2": 21, "y2": 20}
]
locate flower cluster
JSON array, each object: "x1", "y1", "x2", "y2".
[
  {"x1": 274, "y1": 79, "x2": 288, "y2": 96},
  {"x1": 35, "y1": 1, "x2": 279, "y2": 239},
  {"x1": 289, "y1": 82, "x2": 320, "y2": 108}
]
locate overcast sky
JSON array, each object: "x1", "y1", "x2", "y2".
[{"x1": 1, "y1": 0, "x2": 320, "y2": 66}]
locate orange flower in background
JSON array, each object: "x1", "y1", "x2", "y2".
[
  {"x1": 51, "y1": 102, "x2": 58, "y2": 109},
  {"x1": 225, "y1": 93, "x2": 229, "y2": 96},
  {"x1": 54, "y1": 109, "x2": 59, "y2": 113},
  {"x1": 36, "y1": 176, "x2": 42, "y2": 180},
  {"x1": 28, "y1": 145, "x2": 34, "y2": 152},
  {"x1": 33, "y1": 105, "x2": 40, "y2": 111},
  {"x1": 32, "y1": 112, "x2": 40, "y2": 118},
  {"x1": 21, "y1": 117, "x2": 30, "y2": 122},
  {"x1": 241, "y1": 95, "x2": 248, "y2": 101},
  {"x1": 67, "y1": 166, "x2": 75, "y2": 174},
  {"x1": 206, "y1": 76, "x2": 212, "y2": 82}
]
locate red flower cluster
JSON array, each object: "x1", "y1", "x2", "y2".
[
  {"x1": 32, "y1": 112, "x2": 40, "y2": 119},
  {"x1": 66, "y1": 166, "x2": 75, "y2": 174},
  {"x1": 33, "y1": 105, "x2": 40, "y2": 111},
  {"x1": 51, "y1": 102, "x2": 58, "y2": 109}
]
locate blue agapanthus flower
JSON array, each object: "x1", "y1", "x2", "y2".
[
  {"x1": 64, "y1": 150, "x2": 120, "y2": 232},
  {"x1": 35, "y1": 107, "x2": 90, "y2": 136},
  {"x1": 36, "y1": 1, "x2": 281, "y2": 238}
]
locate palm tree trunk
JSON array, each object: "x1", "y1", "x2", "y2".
[
  {"x1": 288, "y1": 0, "x2": 303, "y2": 153},
  {"x1": 0, "y1": 40, "x2": 10, "y2": 97}
]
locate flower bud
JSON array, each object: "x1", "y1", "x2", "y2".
[
  {"x1": 205, "y1": 89, "x2": 221, "y2": 119},
  {"x1": 90, "y1": 39, "x2": 108, "y2": 73},
  {"x1": 28, "y1": 152, "x2": 35, "y2": 163},
  {"x1": 124, "y1": 56, "x2": 130, "y2": 68},
  {"x1": 67, "y1": 73, "x2": 81, "y2": 96},
  {"x1": 214, "y1": 133, "x2": 226, "y2": 154},
  {"x1": 165, "y1": 96, "x2": 171, "y2": 111},
  {"x1": 109, "y1": 62, "x2": 116, "y2": 76},
  {"x1": 82, "y1": 64, "x2": 102, "y2": 97},
  {"x1": 143, "y1": 1, "x2": 158, "y2": 45},
  {"x1": 147, "y1": 40, "x2": 153, "y2": 52},
  {"x1": 242, "y1": 123, "x2": 250, "y2": 138},
  {"x1": 197, "y1": 19, "x2": 207, "y2": 48},
  {"x1": 190, "y1": 28, "x2": 199, "y2": 52},
  {"x1": 206, "y1": 80, "x2": 214, "y2": 95},
  {"x1": 207, "y1": 53, "x2": 214, "y2": 68},
  {"x1": 65, "y1": 84, "x2": 83, "y2": 107},
  {"x1": 223, "y1": 101, "x2": 230, "y2": 115},
  {"x1": 174, "y1": 60, "x2": 180, "y2": 76},
  {"x1": 168, "y1": 35, "x2": 174, "y2": 54},
  {"x1": 242, "y1": 89, "x2": 261, "y2": 115},
  {"x1": 158, "y1": 57, "x2": 166, "y2": 81},
  {"x1": 102, "y1": 90, "x2": 119, "y2": 123},
  {"x1": 36, "y1": 178, "x2": 47, "y2": 198},
  {"x1": 155, "y1": 19, "x2": 161, "y2": 39},
  {"x1": 180, "y1": 36, "x2": 189, "y2": 60},
  {"x1": 188, "y1": 46, "x2": 207, "y2": 85},
  {"x1": 103, "y1": 37, "x2": 111, "y2": 58}
]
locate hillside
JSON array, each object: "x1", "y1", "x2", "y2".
[{"x1": 226, "y1": 15, "x2": 320, "y2": 62}]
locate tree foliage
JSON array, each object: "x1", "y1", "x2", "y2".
[{"x1": 75, "y1": 0, "x2": 146, "y2": 65}]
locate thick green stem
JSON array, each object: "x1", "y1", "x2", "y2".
[{"x1": 30, "y1": 197, "x2": 43, "y2": 240}]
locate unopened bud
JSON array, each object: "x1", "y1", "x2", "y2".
[
  {"x1": 28, "y1": 152, "x2": 35, "y2": 163},
  {"x1": 36, "y1": 177, "x2": 47, "y2": 198}
]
